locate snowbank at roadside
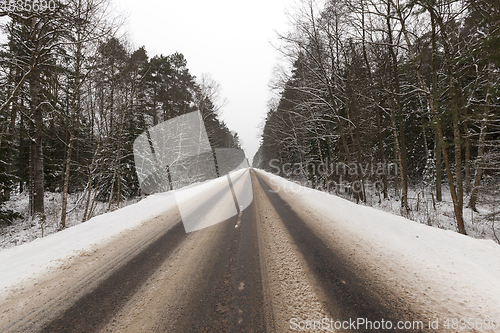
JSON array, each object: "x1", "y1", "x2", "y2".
[
  {"x1": 0, "y1": 191, "x2": 178, "y2": 297},
  {"x1": 0, "y1": 168, "x2": 251, "y2": 297},
  {"x1": 257, "y1": 169, "x2": 500, "y2": 323},
  {"x1": 1, "y1": 192, "x2": 143, "y2": 250}
]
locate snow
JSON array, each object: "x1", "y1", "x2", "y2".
[
  {"x1": 0, "y1": 192, "x2": 142, "y2": 249},
  {"x1": 266, "y1": 168, "x2": 500, "y2": 243},
  {"x1": 2, "y1": 167, "x2": 500, "y2": 321},
  {"x1": 0, "y1": 168, "x2": 252, "y2": 297},
  {"x1": 0, "y1": 191, "x2": 177, "y2": 297},
  {"x1": 175, "y1": 168, "x2": 252, "y2": 232},
  {"x1": 259, "y1": 169, "x2": 500, "y2": 321}
]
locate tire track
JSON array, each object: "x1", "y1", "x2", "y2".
[
  {"x1": 2, "y1": 169, "x2": 435, "y2": 332},
  {"x1": 41, "y1": 221, "x2": 187, "y2": 332},
  {"x1": 251, "y1": 170, "x2": 331, "y2": 332},
  {"x1": 1, "y1": 208, "x2": 181, "y2": 333},
  {"x1": 254, "y1": 171, "x2": 428, "y2": 332},
  {"x1": 163, "y1": 180, "x2": 266, "y2": 332},
  {"x1": 33, "y1": 173, "x2": 247, "y2": 332}
]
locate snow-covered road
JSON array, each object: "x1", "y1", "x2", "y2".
[{"x1": 1, "y1": 169, "x2": 500, "y2": 332}]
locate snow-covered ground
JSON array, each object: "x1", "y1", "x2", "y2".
[
  {"x1": 0, "y1": 168, "x2": 251, "y2": 298},
  {"x1": 271, "y1": 174, "x2": 500, "y2": 244},
  {"x1": 2, "y1": 168, "x2": 500, "y2": 324},
  {"x1": 373, "y1": 186, "x2": 500, "y2": 243},
  {"x1": 260, "y1": 169, "x2": 500, "y2": 323},
  {"x1": 0, "y1": 191, "x2": 178, "y2": 297},
  {"x1": 0, "y1": 191, "x2": 142, "y2": 250}
]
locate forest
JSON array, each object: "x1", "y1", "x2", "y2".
[
  {"x1": 0, "y1": 0, "x2": 239, "y2": 229},
  {"x1": 255, "y1": 0, "x2": 500, "y2": 238}
]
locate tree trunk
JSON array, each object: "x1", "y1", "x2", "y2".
[
  {"x1": 386, "y1": 1, "x2": 409, "y2": 212},
  {"x1": 107, "y1": 151, "x2": 118, "y2": 211},
  {"x1": 431, "y1": 12, "x2": 442, "y2": 202},
  {"x1": 108, "y1": 115, "x2": 123, "y2": 210},
  {"x1": 452, "y1": 84, "x2": 464, "y2": 214},
  {"x1": 4, "y1": 93, "x2": 18, "y2": 200},
  {"x1": 469, "y1": 119, "x2": 487, "y2": 211},
  {"x1": 377, "y1": 108, "x2": 388, "y2": 200},
  {"x1": 60, "y1": 98, "x2": 76, "y2": 228},
  {"x1": 435, "y1": 130, "x2": 442, "y2": 201},
  {"x1": 464, "y1": 123, "x2": 471, "y2": 193},
  {"x1": 89, "y1": 155, "x2": 105, "y2": 220},
  {"x1": 83, "y1": 135, "x2": 101, "y2": 222},
  {"x1": 30, "y1": 67, "x2": 44, "y2": 217},
  {"x1": 19, "y1": 110, "x2": 26, "y2": 193}
]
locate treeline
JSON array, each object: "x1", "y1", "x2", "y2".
[
  {"x1": 256, "y1": 0, "x2": 500, "y2": 235},
  {"x1": 0, "y1": 1, "x2": 239, "y2": 227}
]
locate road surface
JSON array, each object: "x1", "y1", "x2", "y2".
[{"x1": 0, "y1": 169, "x2": 432, "y2": 332}]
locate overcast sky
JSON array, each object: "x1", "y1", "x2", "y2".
[{"x1": 114, "y1": 0, "x2": 294, "y2": 162}]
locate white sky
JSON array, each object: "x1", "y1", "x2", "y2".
[{"x1": 114, "y1": 0, "x2": 294, "y2": 162}]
